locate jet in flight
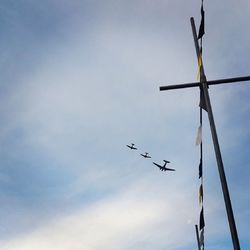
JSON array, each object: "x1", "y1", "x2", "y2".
[
  {"x1": 126, "y1": 143, "x2": 138, "y2": 150},
  {"x1": 153, "y1": 160, "x2": 175, "y2": 171},
  {"x1": 140, "y1": 152, "x2": 151, "y2": 158}
]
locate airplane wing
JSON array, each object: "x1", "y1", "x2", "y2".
[
  {"x1": 153, "y1": 162, "x2": 162, "y2": 168},
  {"x1": 164, "y1": 167, "x2": 175, "y2": 171}
]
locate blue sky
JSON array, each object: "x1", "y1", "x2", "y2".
[{"x1": 0, "y1": 0, "x2": 249, "y2": 249}]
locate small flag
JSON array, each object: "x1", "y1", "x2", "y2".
[
  {"x1": 195, "y1": 125, "x2": 202, "y2": 146},
  {"x1": 199, "y1": 158, "x2": 203, "y2": 179},
  {"x1": 199, "y1": 207, "x2": 205, "y2": 230},
  {"x1": 197, "y1": 54, "x2": 203, "y2": 81},
  {"x1": 199, "y1": 89, "x2": 208, "y2": 112},
  {"x1": 198, "y1": 0, "x2": 205, "y2": 40},
  {"x1": 199, "y1": 228, "x2": 205, "y2": 248},
  {"x1": 199, "y1": 184, "x2": 203, "y2": 204}
]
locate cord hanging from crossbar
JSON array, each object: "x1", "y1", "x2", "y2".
[{"x1": 197, "y1": 1, "x2": 205, "y2": 249}]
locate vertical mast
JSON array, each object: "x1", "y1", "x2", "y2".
[{"x1": 190, "y1": 17, "x2": 240, "y2": 250}]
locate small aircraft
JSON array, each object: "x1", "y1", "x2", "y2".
[
  {"x1": 153, "y1": 160, "x2": 175, "y2": 172},
  {"x1": 140, "y1": 152, "x2": 151, "y2": 158},
  {"x1": 126, "y1": 143, "x2": 138, "y2": 150}
]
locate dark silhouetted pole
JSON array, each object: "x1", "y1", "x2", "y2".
[
  {"x1": 195, "y1": 225, "x2": 201, "y2": 250},
  {"x1": 159, "y1": 75, "x2": 250, "y2": 91},
  {"x1": 190, "y1": 17, "x2": 240, "y2": 250},
  {"x1": 159, "y1": 16, "x2": 242, "y2": 250}
]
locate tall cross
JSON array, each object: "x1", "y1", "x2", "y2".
[{"x1": 159, "y1": 17, "x2": 249, "y2": 250}]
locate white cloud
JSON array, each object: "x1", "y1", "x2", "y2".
[
  {"x1": 0, "y1": 1, "x2": 250, "y2": 249},
  {"x1": 0, "y1": 179, "x2": 198, "y2": 250}
]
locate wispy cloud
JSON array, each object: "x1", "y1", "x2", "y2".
[
  {"x1": 0, "y1": 0, "x2": 249, "y2": 249},
  {"x1": 0, "y1": 179, "x2": 199, "y2": 250}
]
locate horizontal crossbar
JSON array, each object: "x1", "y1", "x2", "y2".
[{"x1": 159, "y1": 76, "x2": 250, "y2": 91}]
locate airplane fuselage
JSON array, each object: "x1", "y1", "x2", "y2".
[{"x1": 153, "y1": 161, "x2": 175, "y2": 172}]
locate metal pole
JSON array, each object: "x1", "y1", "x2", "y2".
[
  {"x1": 190, "y1": 17, "x2": 240, "y2": 250},
  {"x1": 159, "y1": 76, "x2": 250, "y2": 91},
  {"x1": 195, "y1": 225, "x2": 202, "y2": 250}
]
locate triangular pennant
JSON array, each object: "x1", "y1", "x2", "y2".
[
  {"x1": 199, "y1": 158, "x2": 202, "y2": 179},
  {"x1": 199, "y1": 89, "x2": 208, "y2": 112},
  {"x1": 197, "y1": 54, "x2": 203, "y2": 81},
  {"x1": 198, "y1": 0, "x2": 205, "y2": 40},
  {"x1": 199, "y1": 228, "x2": 205, "y2": 248},
  {"x1": 195, "y1": 125, "x2": 202, "y2": 146},
  {"x1": 199, "y1": 184, "x2": 203, "y2": 204},
  {"x1": 199, "y1": 207, "x2": 205, "y2": 230}
]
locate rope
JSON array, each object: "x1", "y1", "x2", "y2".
[{"x1": 198, "y1": 1, "x2": 205, "y2": 249}]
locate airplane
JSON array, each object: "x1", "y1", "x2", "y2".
[
  {"x1": 126, "y1": 143, "x2": 138, "y2": 150},
  {"x1": 140, "y1": 152, "x2": 151, "y2": 158},
  {"x1": 153, "y1": 160, "x2": 175, "y2": 172}
]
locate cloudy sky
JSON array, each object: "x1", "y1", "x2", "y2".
[{"x1": 0, "y1": 0, "x2": 249, "y2": 249}]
